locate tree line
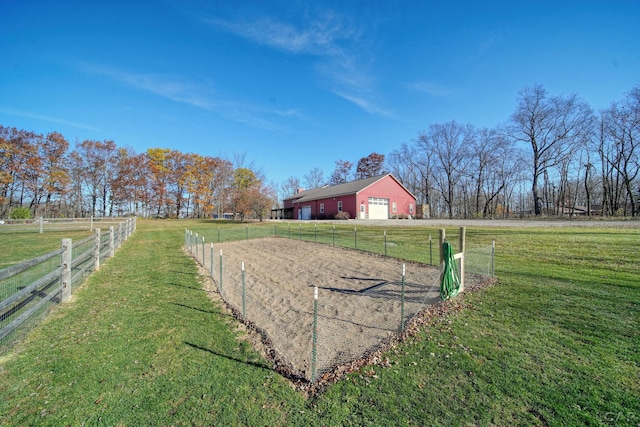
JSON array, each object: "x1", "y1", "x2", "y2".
[
  {"x1": 2, "y1": 83, "x2": 638, "y2": 220},
  {"x1": 282, "y1": 84, "x2": 639, "y2": 218},
  {"x1": 0, "y1": 131, "x2": 276, "y2": 220}
]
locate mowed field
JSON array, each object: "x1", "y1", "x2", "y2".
[{"x1": 0, "y1": 219, "x2": 638, "y2": 426}]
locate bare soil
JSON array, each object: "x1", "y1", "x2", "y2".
[{"x1": 196, "y1": 237, "x2": 488, "y2": 385}]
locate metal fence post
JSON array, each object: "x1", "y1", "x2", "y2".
[
  {"x1": 312, "y1": 286, "x2": 318, "y2": 383},
  {"x1": 219, "y1": 250, "x2": 223, "y2": 295},
  {"x1": 439, "y1": 229, "x2": 445, "y2": 266},
  {"x1": 354, "y1": 227, "x2": 357, "y2": 249},
  {"x1": 210, "y1": 243, "x2": 214, "y2": 277},
  {"x1": 459, "y1": 226, "x2": 466, "y2": 292},
  {"x1": 60, "y1": 238, "x2": 72, "y2": 302},
  {"x1": 429, "y1": 234, "x2": 433, "y2": 265},
  {"x1": 94, "y1": 228, "x2": 101, "y2": 271},
  {"x1": 384, "y1": 230, "x2": 387, "y2": 256},
  {"x1": 241, "y1": 262, "x2": 246, "y2": 318},
  {"x1": 109, "y1": 226, "x2": 115, "y2": 258},
  {"x1": 491, "y1": 240, "x2": 495, "y2": 277},
  {"x1": 400, "y1": 264, "x2": 406, "y2": 331}
]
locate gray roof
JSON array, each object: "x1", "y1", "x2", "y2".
[{"x1": 284, "y1": 174, "x2": 414, "y2": 203}]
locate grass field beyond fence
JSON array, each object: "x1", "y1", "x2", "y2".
[{"x1": 0, "y1": 219, "x2": 638, "y2": 426}]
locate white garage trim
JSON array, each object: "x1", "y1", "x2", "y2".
[
  {"x1": 300, "y1": 205, "x2": 312, "y2": 220},
  {"x1": 368, "y1": 197, "x2": 389, "y2": 219}
]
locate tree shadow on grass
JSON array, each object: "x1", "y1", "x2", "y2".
[
  {"x1": 185, "y1": 342, "x2": 272, "y2": 372},
  {"x1": 170, "y1": 302, "x2": 217, "y2": 314},
  {"x1": 161, "y1": 281, "x2": 203, "y2": 291}
]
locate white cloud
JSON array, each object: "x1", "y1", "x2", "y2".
[
  {"x1": 210, "y1": 13, "x2": 391, "y2": 117},
  {"x1": 78, "y1": 62, "x2": 301, "y2": 130},
  {"x1": 0, "y1": 108, "x2": 100, "y2": 132},
  {"x1": 332, "y1": 91, "x2": 391, "y2": 117},
  {"x1": 209, "y1": 12, "x2": 355, "y2": 57},
  {"x1": 79, "y1": 64, "x2": 217, "y2": 110}
]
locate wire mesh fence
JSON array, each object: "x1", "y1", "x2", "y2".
[
  {"x1": 186, "y1": 224, "x2": 494, "y2": 383},
  {"x1": 0, "y1": 217, "x2": 129, "y2": 234},
  {"x1": 0, "y1": 218, "x2": 136, "y2": 351}
]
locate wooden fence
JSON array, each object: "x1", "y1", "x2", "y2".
[
  {"x1": 0, "y1": 218, "x2": 136, "y2": 343},
  {"x1": 0, "y1": 217, "x2": 130, "y2": 234}
]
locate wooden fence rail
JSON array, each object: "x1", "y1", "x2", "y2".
[
  {"x1": 0, "y1": 218, "x2": 136, "y2": 342},
  {"x1": 0, "y1": 217, "x2": 130, "y2": 234}
]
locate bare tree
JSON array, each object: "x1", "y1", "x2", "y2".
[
  {"x1": 421, "y1": 121, "x2": 474, "y2": 218},
  {"x1": 280, "y1": 176, "x2": 301, "y2": 199},
  {"x1": 509, "y1": 85, "x2": 594, "y2": 215},
  {"x1": 388, "y1": 143, "x2": 423, "y2": 200},
  {"x1": 601, "y1": 86, "x2": 640, "y2": 216},
  {"x1": 303, "y1": 167, "x2": 325, "y2": 189}
]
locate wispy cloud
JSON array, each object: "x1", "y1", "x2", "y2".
[
  {"x1": 409, "y1": 81, "x2": 454, "y2": 97},
  {"x1": 0, "y1": 108, "x2": 100, "y2": 132},
  {"x1": 209, "y1": 12, "x2": 355, "y2": 57},
  {"x1": 209, "y1": 12, "x2": 390, "y2": 116},
  {"x1": 78, "y1": 63, "x2": 290, "y2": 131},
  {"x1": 332, "y1": 91, "x2": 391, "y2": 117},
  {"x1": 79, "y1": 63, "x2": 217, "y2": 110}
]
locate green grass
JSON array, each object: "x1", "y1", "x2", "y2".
[
  {"x1": 0, "y1": 230, "x2": 92, "y2": 269},
  {"x1": 0, "y1": 220, "x2": 638, "y2": 426}
]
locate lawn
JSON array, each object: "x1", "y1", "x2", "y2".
[
  {"x1": 0, "y1": 219, "x2": 638, "y2": 426},
  {"x1": 0, "y1": 229, "x2": 92, "y2": 269}
]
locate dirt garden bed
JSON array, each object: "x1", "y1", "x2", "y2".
[{"x1": 193, "y1": 236, "x2": 491, "y2": 390}]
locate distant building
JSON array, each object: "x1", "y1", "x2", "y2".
[{"x1": 273, "y1": 174, "x2": 417, "y2": 220}]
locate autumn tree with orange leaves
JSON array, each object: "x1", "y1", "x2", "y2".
[{"x1": 0, "y1": 124, "x2": 275, "y2": 219}]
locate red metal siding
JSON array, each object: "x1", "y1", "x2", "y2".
[
  {"x1": 289, "y1": 196, "x2": 359, "y2": 219},
  {"x1": 286, "y1": 175, "x2": 416, "y2": 220},
  {"x1": 359, "y1": 175, "x2": 416, "y2": 218}
]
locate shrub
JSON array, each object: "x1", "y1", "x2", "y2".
[
  {"x1": 334, "y1": 211, "x2": 350, "y2": 220},
  {"x1": 9, "y1": 207, "x2": 31, "y2": 219}
]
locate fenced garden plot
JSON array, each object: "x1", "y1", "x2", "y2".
[
  {"x1": 186, "y1": 232, "x2": 490, "y2": 384},
  {"x1": 193, "y1": 222, "x2": 495, "y2": 277},
  {"x1": 0, "y1": 218, "x2": 136, "y2": 349}
]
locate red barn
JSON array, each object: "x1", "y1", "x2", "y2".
[{"x1": 280, "y1": 174, "x2": 417, "y2": 220}]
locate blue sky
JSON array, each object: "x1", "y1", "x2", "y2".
[{"x1": 1, "y1": 0, "x2": 639, "y2": 186}]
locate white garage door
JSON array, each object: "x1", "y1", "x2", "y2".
[
  {"x1": 300, "y1": 205, "x2": 312, "y2": 220},
  {"x1": 368, "y1": 197, "x2": 389, "y2": 219}
]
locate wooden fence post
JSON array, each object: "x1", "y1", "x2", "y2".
[
  {"x1": 60, "y1": 238, "x2": 72, "y2": 302},
  {"x1": 95, "y1": 228, "x2": 101, "y2": 271}
]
